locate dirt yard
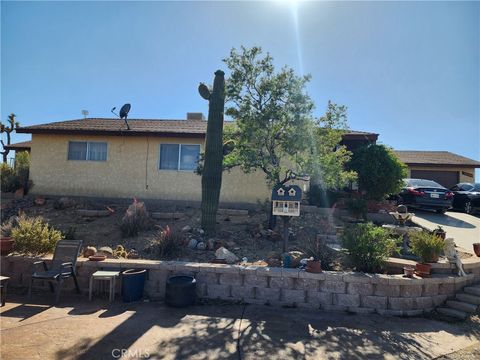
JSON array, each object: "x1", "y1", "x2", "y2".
[{"x1": 2, "y1": 195, "x2": 342, "y2": 264}]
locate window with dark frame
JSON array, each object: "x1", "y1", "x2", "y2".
[
  {"x1": 159, "y1": 143, "x2": 200, "y2": 171},
  {"x1": 68, "y1": 141, "x2": 107, "y2": 161}
]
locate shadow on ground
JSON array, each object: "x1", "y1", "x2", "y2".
[{"x1": 1, "y1": 291, "x2": 479, "y2": 360}]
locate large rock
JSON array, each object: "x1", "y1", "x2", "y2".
[
  {"x1": 215, "y1": 247, "x2": 239, "y2": 264},
  {"x1": 97, "y1": 246, "x2": 113, "y2": 258}
]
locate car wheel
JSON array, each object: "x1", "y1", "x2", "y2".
[
  {"x1": 463, "y1": 201, "x2": 472, "y2": 214},
  {"x1": 436, "y1": 209, "x2": 446, "y2": 214}
]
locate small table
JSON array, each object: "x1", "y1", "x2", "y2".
[
  {"x1": 0, "y1": 276, "x2": 10, "y2": 307},
  {"x1": 89, "y1": 271, "x2": 120, "y2": 302}
]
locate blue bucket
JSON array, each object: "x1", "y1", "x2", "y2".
[{"x1": 121, "y1": 269, "x2": 146, "y2": 302}]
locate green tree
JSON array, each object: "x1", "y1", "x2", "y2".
[
  {"x1": 349, "y1": 144, "x2": 407, "y2": 200},
  {"x1": 222, "y1": 46, "x2": 315, "y2": 186},
  {"x1": 305, "y1": 101, "x2": 357, "y2": 191}
]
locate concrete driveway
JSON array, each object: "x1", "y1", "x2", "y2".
[
  {"x1": 1, "y1": 292, "x2": 479, "y2": 360},
  {"x1": 412, "y1": 211, "x2": 480, "y2": 254}
]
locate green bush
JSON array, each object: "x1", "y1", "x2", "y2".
[
  {"x1": 14, "y1": 151, "x2": 30, "y2": 192},
  {"x1": 409, "y1": 231, "x2": 444, "y2": 263},
  {"x1": 0, "y1": 163, "x2": 19, "y2": 192},
  {"x1": 341, "y1": 223, "x2": 400, "y2": 273},
  {"x1": 11, "y1": 214, "x2": 63, "y2": 255},
  {"x1": 120, "y1": 198, "x2": 150, "y2": 237},
  {"x1": 345, "y1": 197, "x2": 368, "y2": 219},
  {"x1": 348, "y1": 144, "x2": 407, "y2": 200}
]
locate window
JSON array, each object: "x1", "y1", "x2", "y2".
[
  {"x1": 159, "y1": 144, "x2": 200, "y2": 171},
  {"x1": 68, "y1": 141, "x2": 107, "y2": 161}
]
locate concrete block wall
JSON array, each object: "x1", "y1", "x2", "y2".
[{"x1": 2, "y1": 256, "x2": 479, "y2": 317}]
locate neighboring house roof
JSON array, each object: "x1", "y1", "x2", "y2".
[
  {"x1": 4, "y1": 140, "x2": 32, "y2": 151},
  {"x1": 393, "y1": 150, "x2": 480, "y2": 168},
  {"x1": 16, "y1": 118, "x2": 378, "y2": 140}
]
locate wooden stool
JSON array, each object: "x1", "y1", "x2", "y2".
[
  {"x1": 0, "y1": 276, "x2": 10, "y2": 307},
  {"x1": 89, "y1": 271, "x2": 120, "y2": 302}
]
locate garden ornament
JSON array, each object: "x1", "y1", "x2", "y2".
[{"x1": 444, "y1": 238, "x2": 467, "y2": 277}]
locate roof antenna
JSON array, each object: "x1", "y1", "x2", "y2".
[
  {"x1": 81, "y1": 110, "x2": 89, "y2": 119},
  {"x1": 111, "y1": 103, "x2": 131, "y2": 130}
]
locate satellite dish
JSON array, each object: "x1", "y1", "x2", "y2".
[
  {"x1": 110, "y1": 103, "x2": 131, "y2": 130},
  {"x1": 119, "y1": 103, "x2": 131, "y2": 119}
]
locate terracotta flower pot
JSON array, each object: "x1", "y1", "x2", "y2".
[
  {"x1": 415, "y1": 263, "x2": 431, "y2": 276},
  {"x1": 473, "y1": 243, "x2": 480, "y2": 257},
  {"x1": 0, "y1": 237, "x2": 15, "y2": 256},
  {"x1": 403, "y1": 266, "x2": 415, "y2": 278},
  {"x1": 306, "y1": 260, "x2": 322, "y2": 273}
]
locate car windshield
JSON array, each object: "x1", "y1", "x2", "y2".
[
  {"x1": 474, "y1": 184, "x2": 480, "y2": 191},
  {"x1": 407, "y1": 179, "x2": 443, "y2": 188}
]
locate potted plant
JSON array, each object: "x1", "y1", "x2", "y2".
[
  {"x1": 409, "y1": 231, "x2": 445, "y2": 276},
  {"x1": 0, "y1": 218, "x2": 16, "y2": 256},
  {"x1": 433, "y1": 225, "x2": 446, "y2": 240}
]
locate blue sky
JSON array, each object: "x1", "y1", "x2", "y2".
[{"x1": 1, "y1": 1, "x2": 479, "y2": 175}]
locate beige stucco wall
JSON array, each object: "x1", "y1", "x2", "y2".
[
  {"x1": 29, "y1": 134, "x2": 270, "y2": 204},
  {"x1": 406, "y1": 166, "x2": 475, "y2": 183}
]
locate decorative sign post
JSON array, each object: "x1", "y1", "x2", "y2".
[{"x1": 271, "y1": 184, "x2": 302, "y2": 252}]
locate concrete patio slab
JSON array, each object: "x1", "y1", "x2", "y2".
[
  {"x1": 412, "y1": 211, "x2": 480, "y2": 254},
  {"x1": 1, "y1": 292, "x2": 479, "y2": 360}
]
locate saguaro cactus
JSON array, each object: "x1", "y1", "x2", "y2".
[{"x1": 198, "y1": 70, "x2": 226, "y2": 236}]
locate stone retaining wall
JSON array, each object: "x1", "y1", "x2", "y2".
[{"x1": 2, "y1": 256, "x2": 479, "y2": 317}]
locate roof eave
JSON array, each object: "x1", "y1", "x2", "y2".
[{"x1": 405, "y1": 163, "x2": 480, "y2": 168}]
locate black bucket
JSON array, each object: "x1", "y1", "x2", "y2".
[
  {"x1": 165, "y1": 275, "x2": 196, "y2": 307},
  {"x1": 121, "y1": 269, "x2": 146, "y2": 302}
]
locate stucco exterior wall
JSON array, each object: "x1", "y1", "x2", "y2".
[
  {"x1": 29, "y1": 134, "x2": 270, "y2": 204},
  {"x1": 406, "y1": 166, "x2": 475, "y2": 183}
]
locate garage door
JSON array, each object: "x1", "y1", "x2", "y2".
[{"x1": 410, "y1": 170, "x2": 459, "y2": 188}]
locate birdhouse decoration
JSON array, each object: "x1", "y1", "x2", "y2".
[{"x1": 272, "y1": 184, "x2": 302, "y2": 217}]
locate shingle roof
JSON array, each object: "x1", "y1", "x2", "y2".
[
  {"x1": 4, "y1": 140, "x2": 32, "y2": 150},
  {"x1": 393, "y1": 150, "x2": 480, "y2": 167},
  {"x1": 17, "y1": 118, "x2": 376, "y2": 138},
  {"x1": 17, "y1": 118, "x2": 208, "y2": 137}
]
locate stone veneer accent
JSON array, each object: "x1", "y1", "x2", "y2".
[{"x1": 2, "y1": 255, "x2": 479, "y2": 317}]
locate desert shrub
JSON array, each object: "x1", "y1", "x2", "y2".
[
  {"x1": 11, "y1": 214, "x2": 63, "y2": 255},
  {"x1": 151, "y1": 225, "x2": 184, "y2": 258},
  {"x1": 341, "y1": 223, "x2": 400, "y2": 273},
  {"x1": 120, "y1": 198, "x2": 150, "y2": 237},
  {"x1": 303, "y1": 235, "x2": 336, "y2": 270},
  {"x1": 348, "y1": 144, "x2": 407, "y2": 200},
  {"x1": 14, "y1": 151, "x2": 30, "y2": 192},
  {"x1": 345, "y1": 197, "x2": 368, "y2": 219},
  {"x1": 409, "y1": 231, "x2": 444, "y2": 263},
  {"x1": 62, "y1": 225, "x2": 76, "y2": 240},
  {"x1": 1, "y1": 216, "x2": 18, "y2": 238},
  {"x1": 0, "y1": 163, "x2": 19, "y2": 192},
  {"x1": 307, "y1": 185, "x2": 343, "y2": 208}
]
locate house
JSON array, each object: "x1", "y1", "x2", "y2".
[
  {"x1": 13, "y1": 114, "x2": 379, "y2": 204},
  {"x1": 392, "y1": 151, "x2": 480, "y2": 188},
  {"x1": 13, "y1": 114, "x2": 478, "y2": 202}
]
